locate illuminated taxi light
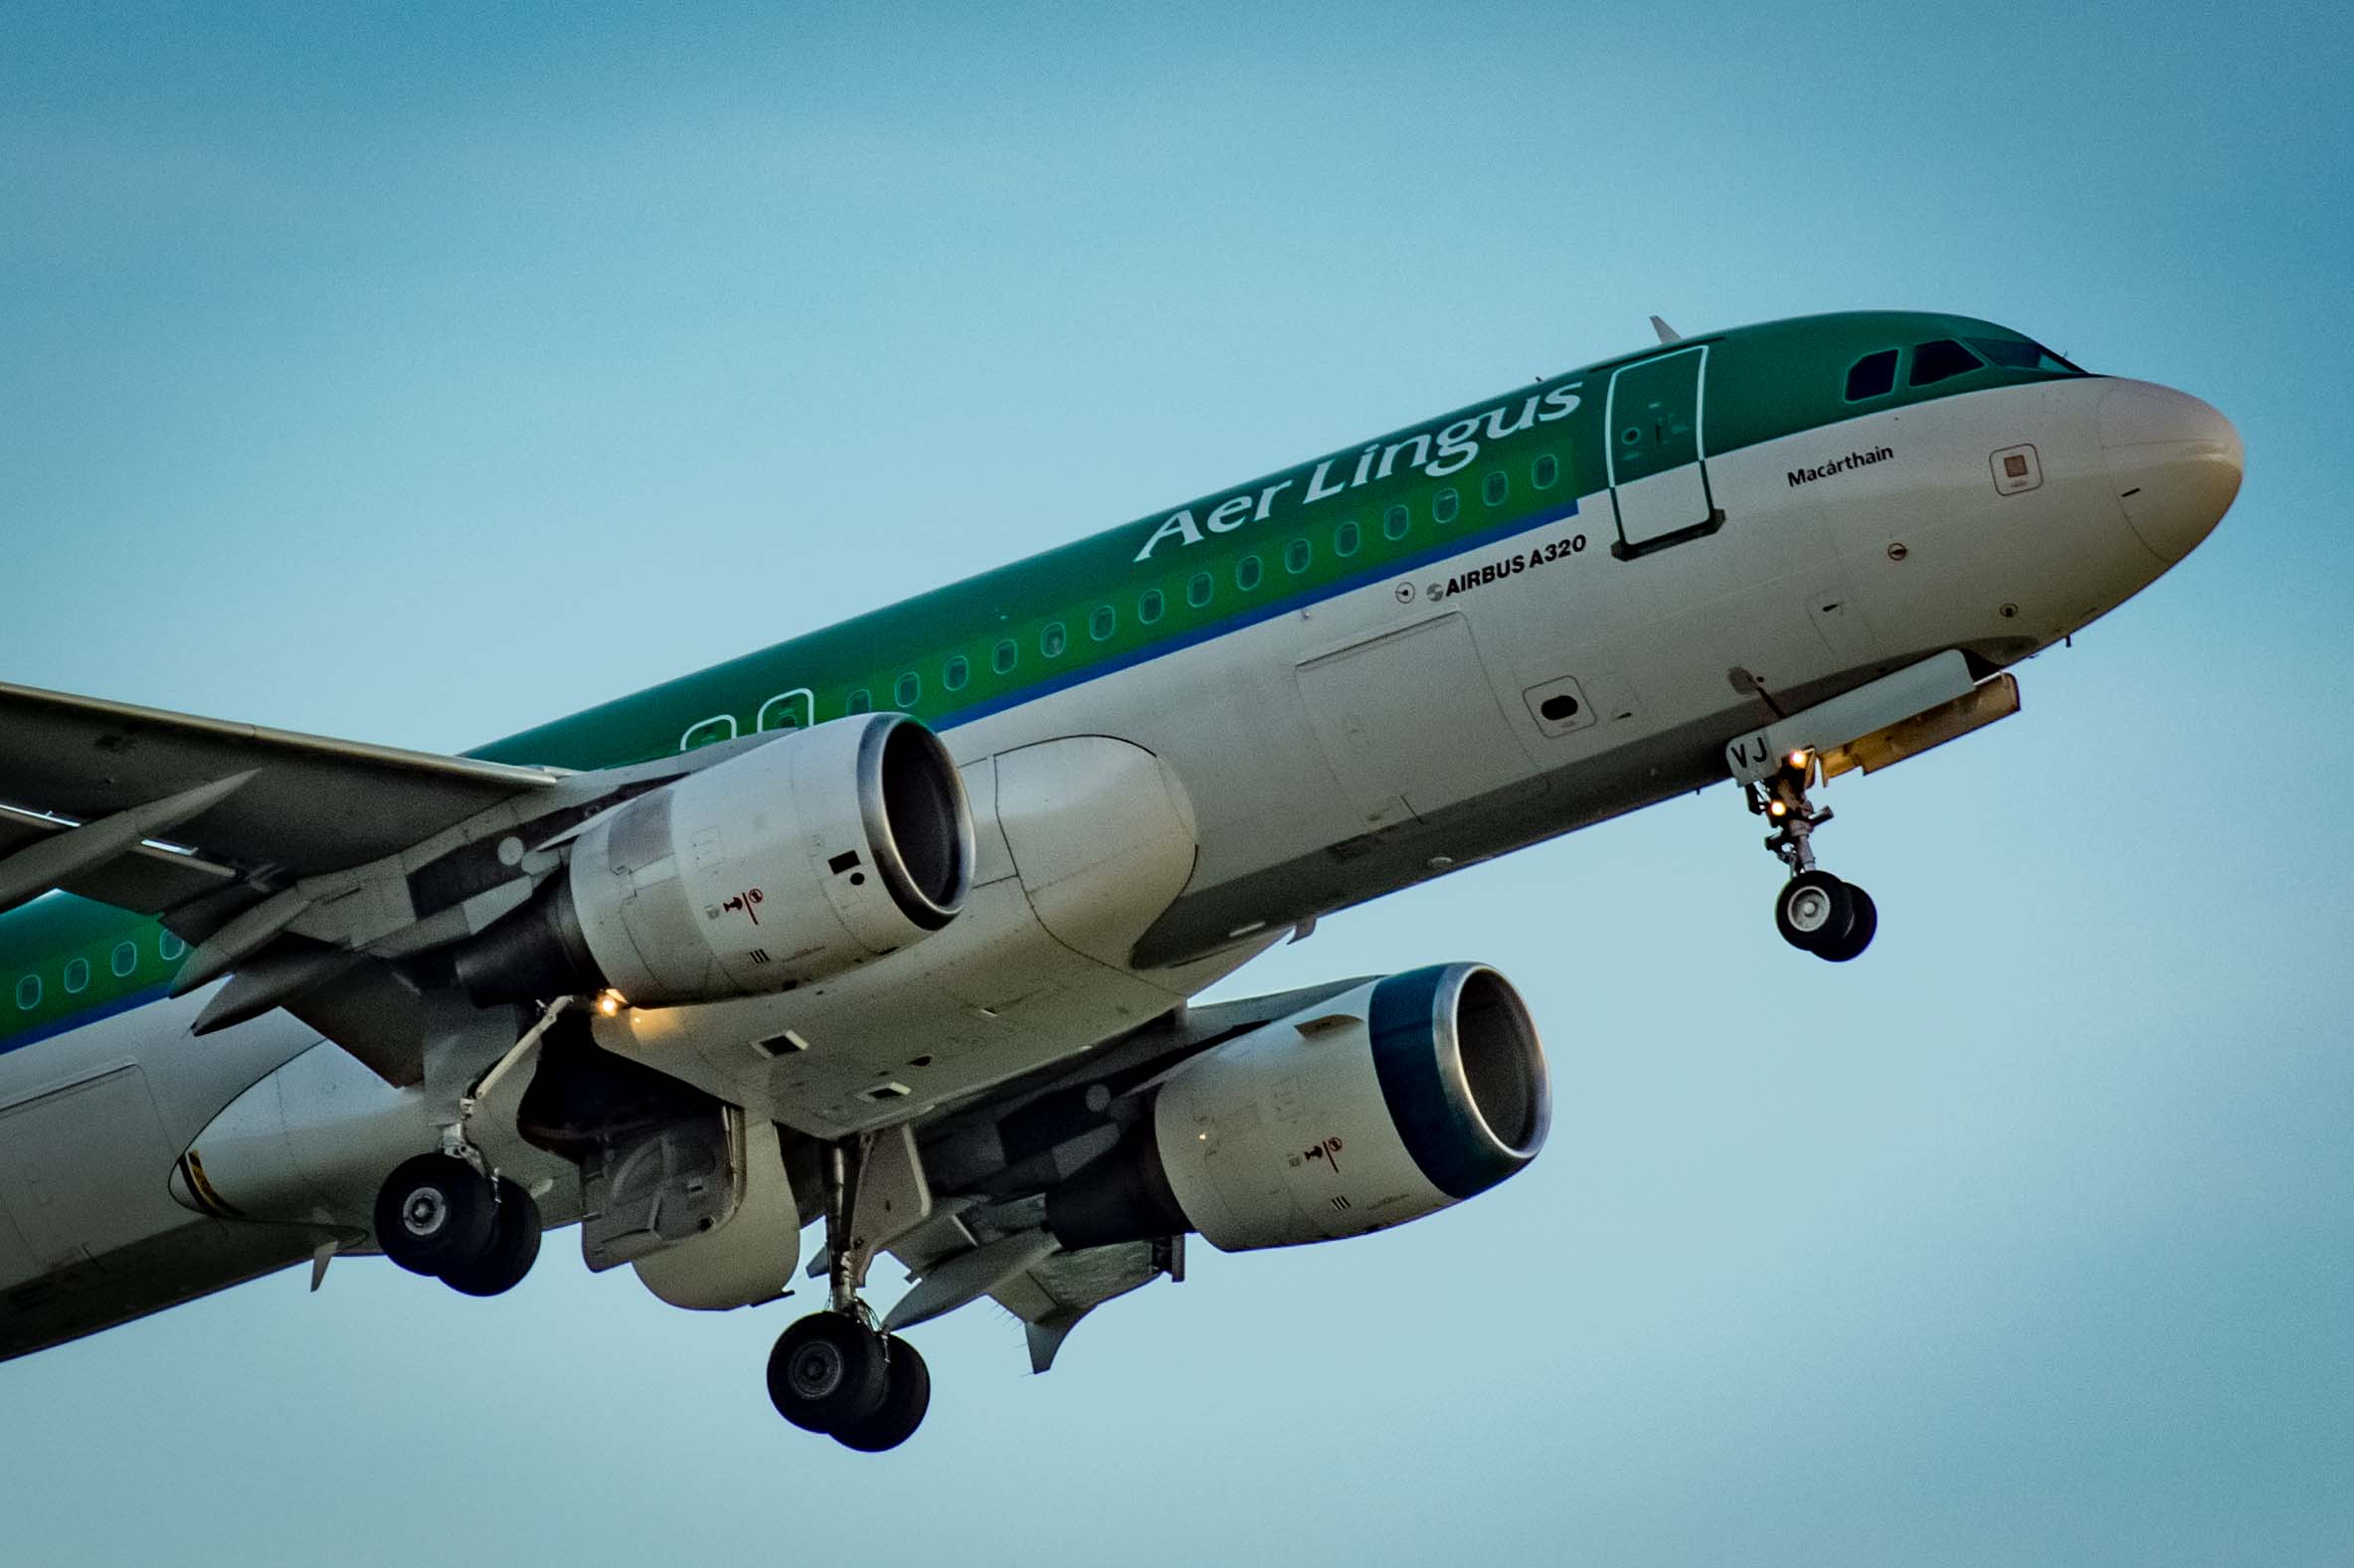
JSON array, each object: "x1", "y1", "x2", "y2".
[
  {"x1": 1787, "y1": 750, "x2": 1812, "y2": 770},
  {"x1": 1767, "y1": 799, "x2": 1789, "y2": 818},
  {"x1": 597, "y1": 990, "x2": 626, "y2": 1016}
]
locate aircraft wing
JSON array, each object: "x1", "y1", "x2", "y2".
[{"x1": 0, "y1": 679, "x2": 564, "y2": 922}]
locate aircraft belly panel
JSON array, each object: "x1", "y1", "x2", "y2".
[
  {"x1": 0, "y1": 1189, "x2": 38, "y2": 1292},
  {"x1": 1294, "y1": 612, "x2": 1535, "y2": 827},
  {"x1": 0, "y1": 1066, "x2": 177, "y2": 1270}
]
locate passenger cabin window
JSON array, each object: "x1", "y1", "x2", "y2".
[
  {"x1": 679, "y1": 715, "x2": 737, "y2": 752},
  {"x1": 1433, "y1": 488, "x2": 1460, "y2": 524},
  {"x1": 1335, "y1": 519, "x2": 1360, "y2": 557},
  {"x1": 1533, "y1": 453, "x2": 1558, "y2": 489},
  {"x1": 894, "y1": 671, "x2": 920, "y2": 708},
  {"x1": 756, "y1": 689, "x2": 815, "y2": 732},
  {"x1": 1383, "y1": 503, "x2": 1411, "y2": 541},
  {"x1": 1235, "y1": 555, "x2": 1263, "y2": 592},
  {"x1": 1483, "y1": 470, "x2": 1509, "y2": 507},
  {"x1": 1089, "y1": 606, "x2": 1116, "y2": 641},
  {"x1": 159, "y1": 931, "x2": 185, "y2": 960},
  {"x1": 943, "y1": 655, "x2": 969, "y2": 692},
  {"x1": 15, "y1": 973, "x2": 39, "y2": 1010},
  {"x1": 1845, "y1": 349, "x2": 1899, "y2": 401},
  {"x1": 993, "y1": 639, "x2": 1017, "y2": 675},
  {"x1": 846, "y1": 688, "x2": 873, "y2": 714},
  {"x1": 111, "y1": 941, "x2": 137, "y2": 977},
  {"x1": 1186, "y1": 573, "x2": 1213, "y2": 609},
  {"x1": 1138, "y1": 588, "x2": 1165, "y2": 624},
  {"x1": 1909, "y1": 338, "x2": 1985, "y2": 387},
  {"x1": 64, "y1": 958, "x2": 89, "y2": 993},
  {"x1": 1041, "y1": 622, "x2": 1068, "y2": 658},
  {"x1": 1285, "y1": 537, "x2": 1311, "y2": 574}
]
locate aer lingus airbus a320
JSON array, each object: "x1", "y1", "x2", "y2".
[{"x1": 0, "y1": 311, "x2": 2240, "y2": 1450}]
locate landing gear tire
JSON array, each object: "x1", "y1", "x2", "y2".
[
  {"x1": 1814, "y1": 884, "x2": 1878, "y2": 962},
  {"x1": 1775, "y1": 870, "x2": 1856, "y2": 955},
  {"x1": 439, "y1": 1178, "x2": 543, "y2": 1297},
  {"x1": 373, "y1": 1153, "x2": 498, "y2": 1276},
  {"x1": 767, "y1": 1311, "x2": 890, "y2": 1435},
  {"x1": 833, "y1": 1335, "x2": 931, "y2": 1453}
]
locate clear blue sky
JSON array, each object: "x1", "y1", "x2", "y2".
[{"x1": 2, "y1": 5, "x2": 2348, "y2": 1564}]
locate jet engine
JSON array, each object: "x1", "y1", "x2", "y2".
[
  {"x1": 457, "y1": 714, "x2": 973, "y2": 1007},
  {"x1": 1048, "y1": 963, "x2": 1549, "y2": 1252}
]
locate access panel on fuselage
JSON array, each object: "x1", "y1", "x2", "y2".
[
  {"x1": 1294, "y1": 611, "x2": 1535, "y2": 829},
  {"x1": 1606, "y1": 345, "x2": 1723, "y2": 557},
  {"x1": 0, "y1": 1066, "x2": 176, "y2": 1278}
]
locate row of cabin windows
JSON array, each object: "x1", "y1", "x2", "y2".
[
  {"x1": 1845, "y1": 336, "x2": 2084, "y2": 402},
  {"x1": 12, "y1": 930, "x2": 184, "y2": 1011},
  {"x1": 687, "y1": 451, "x2": 1569, "y2": 737}
]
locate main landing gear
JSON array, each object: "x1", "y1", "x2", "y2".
[
  {"x1": 373, "y1": 1151, "x2": 543, "y2": 1297},
  {"x1": 767, "y1": 1311, "x2": 932, "y2": 1452},
  {"x1": 765, "y1": 1138, "x2": 932, "y2": 1452},
  {"x1": 1747, "y1": 749, "x2": 1878, "y2": 962}
]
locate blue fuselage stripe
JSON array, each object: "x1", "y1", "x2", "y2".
[{"x1": 0, "y1": 980, "x2": 176, "y2": 1058}]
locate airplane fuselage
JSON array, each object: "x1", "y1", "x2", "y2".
[{"x1": 0, "y1": 310, "x2": 2242, "y2": 1360}]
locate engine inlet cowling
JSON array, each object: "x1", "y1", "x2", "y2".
[
  {"x1": 1047, "y1": 963, "x2": 1549, "y2": 1253},
  {"x1": 456, "y1": 713, "x2": 973, "y2": 1007}
]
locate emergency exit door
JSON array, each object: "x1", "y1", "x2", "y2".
[{"x1": 1605, "y1": 345, "x2": 1723, "y2": 558}]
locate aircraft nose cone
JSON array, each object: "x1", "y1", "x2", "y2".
[{"x1": 2099, "y1": 380, "x2": 2244, "y2": 563}]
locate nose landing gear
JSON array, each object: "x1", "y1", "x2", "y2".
[{"x1": 1748, "y1": 750, "x2": 1877, "y2": 961}]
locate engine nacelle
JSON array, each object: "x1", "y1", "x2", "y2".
[
  {"x1": 458, "y1": 713, "x2": 972, "y2": 1007},
  {"x1": 1048, "y1": 963, "x2": 1549, "y2": 1253}
]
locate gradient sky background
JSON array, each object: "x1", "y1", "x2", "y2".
[{"x1": 2, "y1": 4, "x2": 2348, "y2": 1564}]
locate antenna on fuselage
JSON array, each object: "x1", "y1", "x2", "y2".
[{"x1": 1649, "y1": 315, "x2": 1682, "y2": 344}]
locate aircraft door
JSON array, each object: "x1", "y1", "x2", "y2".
[{"x1": 1605, "y1": 345, "x2": 1723, "y2": 558}]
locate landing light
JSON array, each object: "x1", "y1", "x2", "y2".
[
  {"x1": 596, "y1": 989, "x2": 626, "y2": 1016},
  {"x1": 1767, "y1": 800, "x2": 1789, "y2": 819},
  {"x1": 1787, "y1": 750, "x2": 1812, "y2": 770}
]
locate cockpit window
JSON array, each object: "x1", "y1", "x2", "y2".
[
  {"x1": 1845, "y1": 350, "x2": 1899, "y2": 401},
  {"x1": 1908, "y1": 338, "x2": 1986, "y2": 387},
  {"x1": 1966, "y1": 336, "x2": 2083, "y2": 375}
]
